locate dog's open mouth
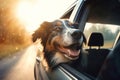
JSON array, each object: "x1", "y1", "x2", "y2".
[{"x1": 58, "y1": 44, "x2": 81, "y2": 60}]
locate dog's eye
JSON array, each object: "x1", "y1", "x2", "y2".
[
  {"x1": 72, "y1": 23, "x2": 79, "y2": 29},
  {"x1": 70, "y1": 26, "x2": 75, "y2": 28},
  {"x1": 54, "y1": 26, "x2": 62, "y2": 31},
  {"x1": 67, "y1": 22, "x2": 76, "y2": 28},
  {"x1": 67, "y1": 22, "x2": 72, "y2": 26}
]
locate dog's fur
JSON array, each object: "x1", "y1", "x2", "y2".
[{"x1": 32, "y1": 19, "x2": 86, "y2": 69}]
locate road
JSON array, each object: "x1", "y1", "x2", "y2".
[{"x1": 0, "y1": 44, "x2": 38, "y2": 80}]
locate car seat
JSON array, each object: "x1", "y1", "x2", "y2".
[
  {"x1": 97, "y1": 39, "x2": 120, "y2": 80},
  {"x1": 86, "y1": 32, "x2": 110, "y2": 77}
]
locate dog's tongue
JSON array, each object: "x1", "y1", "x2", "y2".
[
  {"x1": 59, "y1": 47, "x2": 80, "y2": 57},
  {"x1": 67, "y1": 49, "x2": 80, "y2": 57}
]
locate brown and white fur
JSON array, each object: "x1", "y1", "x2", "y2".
[{"x1": 32, "y1": 19, "x2": 86, "y2": 69}]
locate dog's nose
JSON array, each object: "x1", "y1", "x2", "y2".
[{"x1": 71, "y1": 30, "x2": 81, "y2": 40}]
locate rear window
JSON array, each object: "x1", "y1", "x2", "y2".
[{"x1": 84, "y1": 23, "x2": 120, "y2": 48}]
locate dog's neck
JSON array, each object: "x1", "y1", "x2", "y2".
[
  {"x1": 42, "y1": 51, "x2": 70, "y2": 70},
  {"x1": 52, "y1": 52, "x2": 70, "y2": 64}
]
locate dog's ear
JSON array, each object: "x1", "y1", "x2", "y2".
[{"x1": 32, "y1": 21, "x2": 53, "y2": 46}]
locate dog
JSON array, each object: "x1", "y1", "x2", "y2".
[{"x1": 32, "y1": 19, "x2": 86, "y2": 69}]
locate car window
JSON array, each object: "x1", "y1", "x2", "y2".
[
  {"x1": 84, "y1": 23, "x2": 120, "y2": 48},
  {"x1": 83, "y1": 0, "x2": 120, "y2": 49}
]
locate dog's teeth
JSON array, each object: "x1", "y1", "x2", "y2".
[
  {"x1": 64, "y1": 54, "x2": 72, "y2": 60},
  {"x1": 64, "y1": 54, "x2": 79, "y2": 60},
  {"x1": 67, "y1": 50, "x2": 70, "y2": 56}
]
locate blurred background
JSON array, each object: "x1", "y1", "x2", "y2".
[{"x1": 0, "y1": 0, "x2": 75, "y2": 59}]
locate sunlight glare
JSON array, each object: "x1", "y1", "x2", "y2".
[
  {"x1": 15, "y1": 1, "x2": 41, "y2": 32},
  {"x1": 15, "y1": 0, "x2": 76, "y2": 32}
]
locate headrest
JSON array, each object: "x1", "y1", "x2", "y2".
[{"x1": 88, "y1": 32, "x2": 104, "y2": 47}]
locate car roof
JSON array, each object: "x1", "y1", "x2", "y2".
[{"x1": 87, "y1": 0, "x2": 120, "y2": 25}]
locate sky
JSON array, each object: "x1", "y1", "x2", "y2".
[{"x1": 14, "y1": 0, "x2": 76, "y2": 32}]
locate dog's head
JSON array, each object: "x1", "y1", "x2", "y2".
[{"x1": 32, "y1": 19, "x2": 86, "y2": 68}]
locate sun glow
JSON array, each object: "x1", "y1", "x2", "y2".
[
  {"x1": 15, "y1": 0, "x2": 75, "y2": 32},
  {"x1": 15, "y1": 1, "x2": 42, "y2": 32}
]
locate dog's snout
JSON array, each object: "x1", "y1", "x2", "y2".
[{"x1": 71, "y1": 30, "x2": 81, "y2": 40}]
